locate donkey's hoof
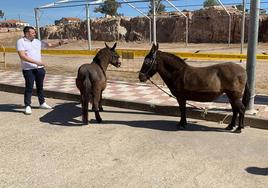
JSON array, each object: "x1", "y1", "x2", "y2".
[
  {"x1": 225, "y1": 125, "x2": 234, "y2": 130},
  {"x1": 83, "y1": 121, "x2": 88, "y2": 125},
  {"x1": 96, "y1": 118, "x2": 102, "y2": 123},
  {"x1": 176, "y1": 123, "x2": 186, "y2": 130},
  {"x1": 232, "y1": 128, "x2": 242, "y2": 133}
]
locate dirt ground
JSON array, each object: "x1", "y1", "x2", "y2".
[
  {"x1": 1, "y1": 91, "x2": 268, "y2": 187},
  {"x1": 1, "y1": 31, "x2": 268, "y2": 94}
]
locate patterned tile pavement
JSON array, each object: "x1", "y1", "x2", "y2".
[{"x1": 0, "y1": 70, "x2": 267, "y2": 119}]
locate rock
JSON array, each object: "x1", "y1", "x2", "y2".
[
  {"x1": 156, "y1": 15, "x2": 186, "y2": 42},
  {"x1": 40, "y1": 6, "x2": 268, "y2": 43},
  {"x1": 126, "y1": 17, "x2": 150, "y2": 41},
  {"x1": 189, "y1": 6, "x2": 243, "y2": 43}
]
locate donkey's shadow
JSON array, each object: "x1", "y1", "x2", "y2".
[
  {"x1": 40, "y1": 102, "x2": 228, "y2": 132},
  {"x1": 40, "y1": 102, "x2": 83, "y2": 126}
]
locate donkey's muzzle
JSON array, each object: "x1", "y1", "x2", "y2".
[
  {"x1": 139, "y1": 72, "x2": 147, "y2": 82},
  {"x1": 116, "y1": 61, "x2": 121, "y2": 67},
  {"x1": 114, "y1": 61, "x2": 121, "y2": 68}
]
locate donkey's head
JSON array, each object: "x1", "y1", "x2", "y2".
[
  {"x1": 105, "y1": 42, "x2": 121, "y2": 68},
  {"x1": 139, "y1": 43, "x2": 159, "y2": 82}
]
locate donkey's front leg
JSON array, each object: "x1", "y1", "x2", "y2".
[
  {"x1": 92, "y1": 90, "x2": 102, "y2": 123},
  {"x1": 99, "y1": 90, "x2": 104, "y2": 112},
  {"x1": 176, "y1": 99, "x2": 187, "y2": 129}
]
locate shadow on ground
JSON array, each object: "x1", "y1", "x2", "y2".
[
  {"x1": 245, "y1": 167, "x2": 268, "y2": 176},
  {"x1": 39, "y1": 102, "x2": 229, "y2": 132},
  {"x1": 0, "y1": 104, "x2": 24, "y2": 114},
  {"x1": 40, "y1": 102, "x2": 82, "y2": 126}
]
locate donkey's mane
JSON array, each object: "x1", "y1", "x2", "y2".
[
  {"x1": 93, "y1": 48, "x2": 110, "y2": 64},
  {"x1": 159, "y1": 51, "x2": 187, "y2": 70}
]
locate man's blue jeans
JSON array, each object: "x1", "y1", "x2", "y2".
[{"x1": 22, "y1": 68, "x2": 46, "y2": 107}]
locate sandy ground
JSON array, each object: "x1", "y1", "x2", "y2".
[
  {"x1": 0, "y1": 91, "x2": 268, "y2": 187},
  {"x1": 1, "y1": 31, "x2": 268, "y2": 94}
]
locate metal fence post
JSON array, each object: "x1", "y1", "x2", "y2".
[{"x1": 246, "y1": 0, "x2": 260, "y2": 112}]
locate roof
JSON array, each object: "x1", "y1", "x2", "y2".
[
  {"x1": 62, "y1": 17, "x2": 81, "y2": 21},
  {"x1": 0, "y1": 19, "x2": 27, "y2": 23}
]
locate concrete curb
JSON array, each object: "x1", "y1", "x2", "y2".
[{"x1": 1, "y1": 83, "x2": 267, "y2": 130}]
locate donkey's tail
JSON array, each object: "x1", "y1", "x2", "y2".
[
  {"x1": 81, "y1": 73, "x2": 92, "y2": 124},
  {"x1": 242, "y1": 83, "x2": 250, "y2": 109},
  {"x1": 83, "y1": 73, "x2": 92, "y2": 103}
]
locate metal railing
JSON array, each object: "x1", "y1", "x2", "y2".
[{"x1": 0, "y1": 44, "x2": 6, "y2": 69}]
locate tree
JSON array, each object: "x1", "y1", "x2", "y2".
[
  {"x1": 148, "y1": 0, "x2": 166, "y2": 15},
  {"x1": 94, "y1": 0, "x2": 121, "y2": 17},
  {"x1": 0, "y1": 10, "x2": 4, "y2": 18},
  {"x1": 203, "y1": 0, "x2": 219, "y2": 7},
  {"x1": 236, "y1": 4, "x2": 243, "y2": 11}
]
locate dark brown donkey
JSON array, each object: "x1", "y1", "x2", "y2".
[
  {"x1": 76, "y1": 43, "x2": 121, "y2": 124},
  {"x1": 139, "y1": 44, "x2": 250, "y2": 133}
]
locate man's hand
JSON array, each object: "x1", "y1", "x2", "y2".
[
  {"x1": 18, "y1": 51, "x2": 45, "y2": 67},
  {"x1": 37, "y1": 62, "x2": 45, "y2": 67}
]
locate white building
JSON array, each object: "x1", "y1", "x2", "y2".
[{"x1": 0, "y1": 19, "x2": 29, "y2": 28}]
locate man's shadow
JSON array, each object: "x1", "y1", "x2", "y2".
[
  {"x1": 245, "y1": 167, "x2": 268, "y2": 176},
  {"x1": 39, "y1": 102, "x2": 228, "y2": 132},
  {"x1": 0, "y1": 104, "x2": 25, "y2": 114}
]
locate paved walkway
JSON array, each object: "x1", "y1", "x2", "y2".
[{"x1": 0, "y1": 69, "x2": 267, "y2": 120}]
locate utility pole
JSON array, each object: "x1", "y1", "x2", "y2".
[
  {"x1": 86, "y1": 3, "x2": 92, "y2": 50},
  {"x1": 246, "y1": 0, "x2": 260, "y2": 112},
  {"x1": 34, "y1": 8, "x2": 41, "y2": 40},
  {"x1": 240, "y1": 0, "x2": 246, "y2": 55},
  {"x1": 152, "y1": 0, "x2": 157, "y2": 44}
]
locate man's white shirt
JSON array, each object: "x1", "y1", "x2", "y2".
[{"x1": 16, "y1": 37, "x2": 47, "y2": 70}]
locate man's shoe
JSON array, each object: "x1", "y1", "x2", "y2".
[
  {"x1": 25, "y1": 106, "x2": 32, "y2": 115},
  {"x1": 40, "y1": 102, "x2": 52, "y2": 109}
]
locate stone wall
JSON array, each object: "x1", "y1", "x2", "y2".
[{"x1": 40, "y1": 6, "x2": 268, "y2": 43}]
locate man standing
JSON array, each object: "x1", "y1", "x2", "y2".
[{"x1": 16, "y1": 26, "x2": 65, "y2": 115}]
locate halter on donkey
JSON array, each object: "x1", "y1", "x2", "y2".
[{"x1": 139, "y1": 44, "x2": 250, "y2": 133}]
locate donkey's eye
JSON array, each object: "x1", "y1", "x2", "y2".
[
  {"x1": 144, "y1": 59, "x2": 150, "y2": 64},
  {"x1": 113, "y1": 53, "x2": 119, "y2": 59}
]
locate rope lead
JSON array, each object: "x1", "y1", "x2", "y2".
[{"x1": 148, "y1": 78, "x2": 208, "y2": 118}]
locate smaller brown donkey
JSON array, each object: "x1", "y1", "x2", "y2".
[{"x1": 76, "y1": 43, "x2": 121, "y2": 124}]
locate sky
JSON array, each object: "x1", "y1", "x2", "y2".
[{"x1": 0, "y1": 0, "x2": 267, "y2": 27}]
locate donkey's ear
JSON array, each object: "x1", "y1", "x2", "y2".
[
  {"x1": 156, "y1": 43, "x2": 159, "y2": 50},
  {"x1": 105, "y1": 42, "x2": 110, "y2": 49},
  {"x1": 111, "y1": 42, "x2": 117, "y2": 51},
  {"x1": 150, "y1": 43, "x2": 158, "y2": 53},
  {"x1": 149, "y1": 44, "x2": 155, "y2": 53}
]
